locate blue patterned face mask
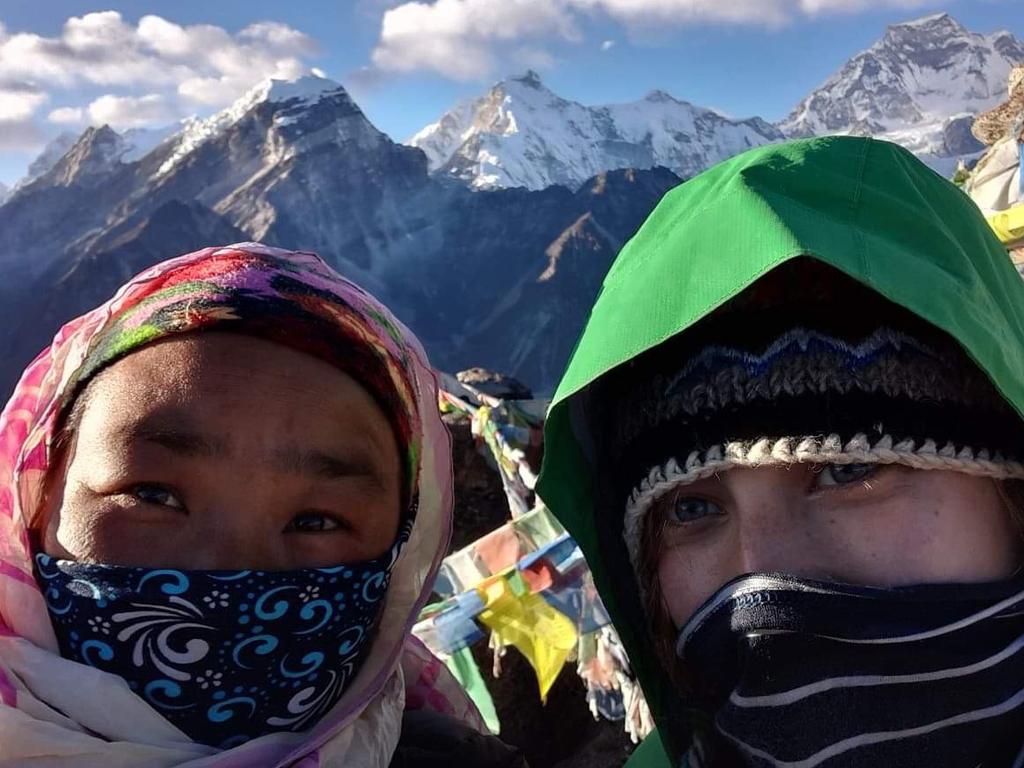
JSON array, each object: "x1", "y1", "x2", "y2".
[{"x1": 32, "y1": 519, "x2": 411, "y2": 749}]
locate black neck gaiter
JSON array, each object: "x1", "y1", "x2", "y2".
[{"x1": 676, "y1": 573, "x2": 1024, "y2": 768}]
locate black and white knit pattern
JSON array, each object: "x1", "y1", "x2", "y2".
[
  {"x1": 677, "y1": 573, "x2": 1024, "y2": 767},
  {"x1": 613, "y1": 327, "x2": 1024, "y2": 571},
  {"x1": 623, "y1": 432, "x2": 1024, "y2": 571}
]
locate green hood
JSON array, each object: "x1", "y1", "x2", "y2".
[{"x1": 536, "y1": 136, "x2": 1024, "y2": 766}]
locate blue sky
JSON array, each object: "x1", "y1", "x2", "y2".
[{"x1": 0, "y1": 0, "x2": 1020, "y2": 185}]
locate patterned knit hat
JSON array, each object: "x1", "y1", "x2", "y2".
[{"x1": 591, "y1": 262, "x2": 1024, "y2": 570}]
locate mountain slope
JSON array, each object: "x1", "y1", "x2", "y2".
[
  {"x1": 0, "y1": 76, "x2": 433, "y2": 289},
  {"x1": 410, "y1": 71, "x2": 781, "y2": 190},
  {"x1": 780, "y1": 13, "x2": 1023, "y2": 167}
]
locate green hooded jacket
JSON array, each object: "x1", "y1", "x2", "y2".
[{"x1": 535, "y1": 136, "x2": 1024, "y2": 767}]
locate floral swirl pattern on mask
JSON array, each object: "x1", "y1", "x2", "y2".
[{"x1": 32, "y1": 517, "x2": 412, "y2": 748}]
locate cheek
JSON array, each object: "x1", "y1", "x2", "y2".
[
  {"x1": 823, "y1": 478, "x2": 1021, "y2": 585},
  {"x1": 656, "y1": 545, "x2": 726, "y2": 629},
  {"x1": 43, "y1": 491, "x2": 116, "y2": 563},
  {"x1": 357, "y1": 482, "x2": 403, "y2": 559}
]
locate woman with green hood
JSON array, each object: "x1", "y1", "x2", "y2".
[{"x1": 536, "y1": 136, "x2": 1024, "y2": 767}]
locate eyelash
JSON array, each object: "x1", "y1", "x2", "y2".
[
  {"x1": 284, "y1": 512, "x2": 349, "y2": 534},
  {"x1": 129, "y1": 483, "x2": 185, "y2": 510},
  {"x1": 811, "y1": 463, "x2": 879, "y2": 490},
  {"x1": 664, "y1": 463, "x2": 881, "y2": 526},
  {"x1": 126, "y1": 485, "x2": 348, "y2": 534}
]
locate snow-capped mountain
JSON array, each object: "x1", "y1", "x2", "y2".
[
  {"x1": 0, "y1": 73, "x2": 678, "y2": 398},
  {"x1": 409, "y1": 71, "x2": 782, "y2": 190},
  {"x1": 779, "y1": 13, "x2": 1023, "y2": 172},
  {"x1": 782, "y1": 13, "x2": 1023, "y2": 136},
  {"x1": 0, "y1": 181, "x2": 8, "y2": 206},
  {"x1": 1, "y1": 75, "x2": 429, "y2": 283}
]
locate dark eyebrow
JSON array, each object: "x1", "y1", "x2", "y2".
[
  {"x1": 118, "y1": 417, "x2": 228, "y2": 459},
  {"x1": 117, "y1": 413, "x2": 382, "y2": 483},
  {"x1": 274, "y1": 446, "x2": 381, "y2": 483}
]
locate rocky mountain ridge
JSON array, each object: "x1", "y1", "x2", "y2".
[
  {"x1": 409, "y1": 70, "x2": 782, "y2": 191},
  {"x1": 0, "y1": 75, "x2": 678, "y2": 396},
  {"x1": 780, "y1": 13, "x2": 1023, "y2": 173}
]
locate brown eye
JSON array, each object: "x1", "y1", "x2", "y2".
[
  {"x1": 815, "y1": 463, "x2": 878, "y2": 488},
  {"x1": 131, "y1": 484, "x2": 185, "y2": 510},
  {"x1": 669, "y1": 496, "x2": 724, "y2": 525}
]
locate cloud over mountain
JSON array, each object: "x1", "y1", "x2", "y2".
[
  {"x1": 371, "y1": 0, "x2": 949, "y2": 80},
  {"x1": 0, "y1": 12, "x2": 320, "y2": 150}
]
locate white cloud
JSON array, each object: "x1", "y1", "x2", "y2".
[
  {"x1": 0, "y1": 85, "x2": 47, "y2": 120},
  {"x1": 601, "y1": 39, "x2": 615, "y2": 52},
  {"x1": 372, "y1": 0, "x2": 580, "y2": 80},
  {"x1": 571, "y1": 0, "x2": 791, "y2": 27},
  {"x1": 371, "y1": 0, "x2": 947, "y2": 78},
  {"x1": 799, "y1": 0, "x2": 935, "y2": 12},
  {"x1": 0, "y1": 10, "x2": 322, "y2": 163},
  {"x1": 47, "y1": 106, "x2": 84, "y2": 124},
  {"x1": 87, "y1": 93, "x2": 176, "y2": 129},
  {"x1": 0, "y1": 12, "x2": 320, "y2": 112}
]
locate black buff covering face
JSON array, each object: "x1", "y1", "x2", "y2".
[{"x1": 676, "y1": 572, "x2": 1024, "y2": 767}]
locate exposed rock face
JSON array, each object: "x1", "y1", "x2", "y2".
[
  {"x1": 456, "y1": 368, "x2": 533, "y2": 400},
  {"x1": 943, "y1": 115, "x2": 985, "y2": 156},
  {"x1": 0, "y1": 201, "x2": 248, "y2": 374},
  {"x1": 444, "y1": 413, "x2": 512, "y2": 552},
  {"x1": 445, "y1": 167, "x2": 680, "y2": 391},
  {"x1": 23, "y1": 131, "x2": 78, "y2": 184},
  {"x1": 409, "y1": 71, "x2": 781, "y2": 191}
]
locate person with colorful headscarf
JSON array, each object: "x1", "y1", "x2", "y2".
[
  {"x1": 537, "y1": 137, "x2": 1024, "y2": 767},
  {"x1": 0, "y1": 242, "x2": 526, "y2": 767}
]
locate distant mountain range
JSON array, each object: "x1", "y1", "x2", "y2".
[
  {"x1": 0, "y1": 75, "x2": 677, "y2": 395},
  {"x1": 781, "y1": 13, "x2": 1023, "y2": 174},
  {"x1": 410, "y1": 13, "x2": 1021, "y2": 189},
  {"x1": 409, "y1": 70, "x2": 782, "y2": 190},
  {"x1": 0, "y1": 12, "x2": 1020, "y2": 395}
]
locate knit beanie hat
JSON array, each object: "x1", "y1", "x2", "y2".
[{"x1": 588, "y1": 261, "x2": 1024, "y2": 571}]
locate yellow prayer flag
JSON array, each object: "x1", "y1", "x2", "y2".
[{"x1": 477, "y1": 575, "x2": 577, "y2": 702}]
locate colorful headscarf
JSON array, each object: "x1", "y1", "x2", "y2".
[{"x1": 0, "y1": 243, "x2": 482, "y2": 767}]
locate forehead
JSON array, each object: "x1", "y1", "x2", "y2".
[{"x1": 72, "y1": 333, "x2": 396, "y2": 456}]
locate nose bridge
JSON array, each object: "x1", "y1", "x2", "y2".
[
  {"x1": 191, "y1": 496, "x2": 279, "y2": 570},
  {"x1": 729, "y1": 468, "x2": 806, "y2": 575}
]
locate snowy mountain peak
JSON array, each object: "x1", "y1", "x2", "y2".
[
  {"x1": 409, "y1": 77, "x2": 781, "y2": 190},
  {"x1": 889, "y1": 11, "x2": 958, "y2": 31},
  {"x1": 249, "y1": 74, "x2": 351, "y2": 108},
  {"x1": 511, "y1": 70, "x2": 544, "y2": 89},
  {"x1": 156, "y1": 74, "x2": 356, "y2": 177},
  {"x1": 645, "y1": 89, "x2": 680, "y2": 104},
  {"x1": 780, "y1": 13, "x2": 1024, "y2": 143}
]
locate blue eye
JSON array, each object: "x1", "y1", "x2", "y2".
[
  {"x1": 669, "y1": 496, "x2": 723, "y2": 525},
  {"x1": 286, "y1": 513, "x2": 342, "y2": 533},
  {"x1": 131, "y1": 484, "x2": 185, "y2": 510},
  {"x1": 815, "y1": 463, "x2": 878, "y2": 488}
]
